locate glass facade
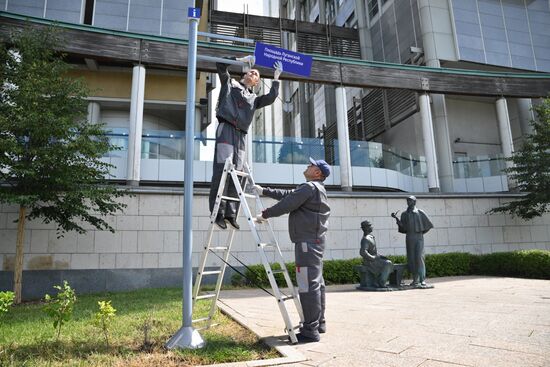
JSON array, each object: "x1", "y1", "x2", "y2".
[
  {"x1": 6, "y1": 0, "x2": 83, "y2": 22},
  {"x1": 369, "y1": 0, "x2": 422, "y2": 64},
  {"x1": 451, "y1": 0, "x2": 550, "y2": 72},
  {"x1": 4, "y1": 0, "x2": 190, "y2": 38}
]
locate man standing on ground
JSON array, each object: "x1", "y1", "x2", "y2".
[
  {"x1": 209, "y1": 56, "x2": 283, "y2": 230},
  {"x1": 254, "y1": 157, "x2": 331, "y2": 343},
  {"x1": 392, "y1": 196, "x2": 433, "y2": 286}
]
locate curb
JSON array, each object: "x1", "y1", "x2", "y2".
[{"x1": 202, "y1": 300, "x2": 307, "y2": 367}]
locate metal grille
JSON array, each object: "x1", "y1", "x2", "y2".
[
  {"x1": 362, "y1": 89, "x2": 386, "y2": 139},
  {"x1": 322, "y1": 123, "x2": 338, "y2": 165},
  {"x1": 247, "y1": 27, "x2": 282, "y2": 46},
  {"x1": 330, "y1": 37, "x2": 361, "y2": 58},
  {"x1": 210, "y1": 10, "x2": 361, "y2": 59},
  {"x1": 387, "y1": 89, "x2": 418, "y2": 126},
  {"x1": 297, "y1": 33, "x2": 329, "y2": 55}
]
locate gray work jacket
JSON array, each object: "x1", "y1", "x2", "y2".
[
  {"x1": 262, "y1": 181, "x2": 330, "y2": 243},
  {"x1": 215, "y1": 61, "x2": 279, "y2": 132}
]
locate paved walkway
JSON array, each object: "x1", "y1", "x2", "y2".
[{"x1": 217, "y1": 276, "x2": 550, "y2": 367}]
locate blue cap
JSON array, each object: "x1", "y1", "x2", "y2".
[{"x1": 309, "y1": 157, "x2": 331, "y2": 178}]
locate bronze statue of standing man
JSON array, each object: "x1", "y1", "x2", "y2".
[{"x1": 392, "y1": 196, "x2": 433, "y2": 286}]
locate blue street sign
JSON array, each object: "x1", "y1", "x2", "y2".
[
  {"x1": 254, "y1": 42, "x2": 313, "y2": 77},
  {"x1": 188, "y1": 7, "x2": 201, "y2": 19}
]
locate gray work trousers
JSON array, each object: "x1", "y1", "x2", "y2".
[
  {"x1": 295, "y1": 241, "x2": 326, "y2": 339},
  {"x1": 208, "y1": 122, "x2": 246, "y2": 218},
  {"x1": 405, "y1": 232, "x2": 425, "y2": 283}
]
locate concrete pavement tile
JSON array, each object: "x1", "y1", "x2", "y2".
[
  {"x1": 402, "y1": 343, "x2": 547, "y2": 367},
  {"x1": 312, "y1": 350, "x2": 426, "y2": 367},
  {"x1": 418, "y1": 360, "x2": 472, "y2": 367},
  {"x1": 469, "y1": 336, "x2": 550, "y2": 358}
]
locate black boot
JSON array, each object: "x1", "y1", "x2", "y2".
[
  {"x1": 215, "y1": 214, "x2": 227, "y2": 230},
  {"x1": 225, "y1": 217, "x2": 240, "y2": 230}
]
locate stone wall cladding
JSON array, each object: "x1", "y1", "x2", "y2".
[{"x1": 1, "y1": 193, "x2": 550, "y2": 271}]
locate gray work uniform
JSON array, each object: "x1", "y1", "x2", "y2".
[
  {"x1": 398, "y1": 208, "x2": 433, "y2": 283},
  {"x1": 262, "y1": 181, "x2": 330, "y2": 339},
  {"x1": 208, "y1": 60, "x2": 279, "y2": 218}
]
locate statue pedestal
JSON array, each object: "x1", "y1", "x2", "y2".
[
  {"x1": 388, "y1": 264, "x2": 407, "y2": 287},
  {"x1": 355, "y1": 265, "x2": 398, "y2": 291}
]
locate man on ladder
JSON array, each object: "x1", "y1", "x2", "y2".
[
  {"x1": 255, "y1": 158, "x2": 331, "y2": 343},
  {"x1": 209, "y1": 55, "x2": 283, "y2": 230}
]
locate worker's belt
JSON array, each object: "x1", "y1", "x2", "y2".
[{"x1": 217, "y1": 117, "x2": 247, "y2": 134}]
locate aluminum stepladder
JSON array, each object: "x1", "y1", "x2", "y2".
[{"x1": 192, "y1": 157, "x2": 304, "y2": 344}]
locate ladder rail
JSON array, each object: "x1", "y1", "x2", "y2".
[{"x1": 192, "y1": 158, "x2": 304, "y2": 343}]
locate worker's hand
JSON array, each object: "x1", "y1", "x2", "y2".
[
  {"x1": 253, "y1": 184, "x2": 264, "y2": 195},
  {"x1": 255, "y1": 213, "x2": 267, "y2": 223},
  {"x1": 236, "y1": 55, "x2": 255, "y2": 69},
  {"x1": 273, "y1": 61, "x2": 283, "y2": 80}
]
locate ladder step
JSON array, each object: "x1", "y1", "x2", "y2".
[
  {"x1": 258, "y1": 243, "x2": 276, "y2": 248},
  {"x1": 210, "y1": 246, "x2": 229, "y2": 251},
  {"x1": 195, "y1": 294, "x2": 216, "y2": 300},
  {"x1": 197, "y1": 323, "x2": 219, "y2": 331},
  {"x1": 272, "y1": 269, "x2": 285, "y2": 274},
  {"x1": 243, "y1": 193, "x2": 256, "y2": 199},
  {"x1": 220, "y1": 195, "x2": 240, "y2": 202},
  {"x1": 201, "y1": 270, "x2": 222, "y2": 275},
  {"x1": 233, "y1": 170, "x2": 249, "y2": 177},
  {"x1": 192, "y1": 316, "x2": 211, "y2": 323},
  {"x1": 280, "y1": 295, "x2": 294, "y2": 302}
]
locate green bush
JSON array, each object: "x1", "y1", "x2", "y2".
[
  {"x1": 471, "y1": 250, "x2": 550, "y2": 279},
  {"x1": 425, "y1": 252, "x2": 472, "y2": 277},
  {"x1": 230, "y1": 250, "x2": 549, "y2": 288}
]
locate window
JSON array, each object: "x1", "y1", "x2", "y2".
[
  {"x1": 368, "y1": 0, "x2": 379, "y2": 20},
  {"x1": 345, "y1": 11, "x2": 356, "y2": 28}
]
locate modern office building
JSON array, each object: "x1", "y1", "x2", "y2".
[
  {"x1": 281, "y1": 0, "x2": 550, "y2": 193},
  {"x1": 1, "y1": 0, "x2": 549, "y2": 298}
]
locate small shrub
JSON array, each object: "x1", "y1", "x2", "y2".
[
  {"x1": 138, "y1": 312, "x2": 161, "y2": 352},
  {"x1": 0, "y1": 291, "x2": 15, "y2": 317},
  {"x1": 93, "y1": 300, "x2": 117, "y2": 347},
  {"x1": 43, "y1": 281, "x2": 77, "y2": 340}
]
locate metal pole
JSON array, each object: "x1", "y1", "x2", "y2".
[{"x1": 166, "y1": 9, "x2": 205, "y2": 350}]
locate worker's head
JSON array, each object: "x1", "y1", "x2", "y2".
[
  {"x1": 406, "y1": 195, "x2": 416, "y2": 208},
  {"x1": 241, "y1": 68, "x2": 260, "y2": 88},
  {"x1": 361, "y1": 220, "x2": 373, "y2": 233},
  {"x1": 304, "y1": 157, "x2": 330, "y2": 182}
]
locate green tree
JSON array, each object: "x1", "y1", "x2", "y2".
[
  {"x1": 0, "y1": 27, "x2": 126, "y2": 304},
  {"x1": 489, "y1": 98, "x2": 550, "y2": 219}
]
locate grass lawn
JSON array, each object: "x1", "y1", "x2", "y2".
[{"x1": 0, "y1": 287, "x2": 279, "y2": 366}]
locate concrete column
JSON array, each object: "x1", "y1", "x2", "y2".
[
  {"x1": 87, "y1": 102, "x2": 101, "y2": 124},
  {"x1": 354, "y1": 0, "x2": 373, "y2": 60},
  {"x1": 126, "y1": 64, "x2": 146, "y2": 186},
  {"x1": 318, "y1": 0, "x2": 326, "y2": 23},
  {"x1": 419, "y1": 93, "x2": 440, "y2": 192},
  {"x1": 335, "y1": 87, "x2": 353, "y2": 191},
  {"x1": 496, "y1": 97, "x2": 514, "y2": 167},
  {"x1": 517, "y1": 98, "x2": 535, "y2": 137},
  {"x1": 417, "y1": 0, "x2": 455, "y2": 192}
]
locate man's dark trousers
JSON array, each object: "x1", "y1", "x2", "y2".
[
  {"x1": 209, "y1": 122, "x2": 246, "y2": 219},
  {"x1": 295, "y1": 240, "x2": 326, "y2": 340}
]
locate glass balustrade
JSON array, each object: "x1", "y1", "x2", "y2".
[
  {"x1": 102, "y1": 129, "x2": 429, "y2": 179},
  {"x1": 452, "y1": 154, "x2": 506, "y2": 178}
]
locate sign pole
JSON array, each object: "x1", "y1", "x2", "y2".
[{"x1": 165, "y1": 7, "x2": 205, "y2": 350}]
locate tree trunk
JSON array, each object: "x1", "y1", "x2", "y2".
[{"x1": 14, "y1": 205, "x2": 26, "y2": 304}]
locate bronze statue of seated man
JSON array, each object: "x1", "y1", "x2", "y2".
[{"x1": 358, "y1": 220, "x2": 393, "y2": 289}]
